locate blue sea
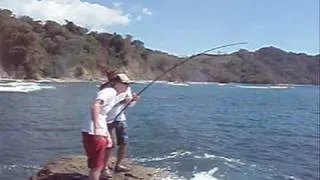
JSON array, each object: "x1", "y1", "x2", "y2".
[{"x1": 0, "y1": 82, "x2": 319, "y2": 180}]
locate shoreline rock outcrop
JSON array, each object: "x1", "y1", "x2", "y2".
[{"x1": 30, "y1": 155, "x2": 168, "y2": 180}]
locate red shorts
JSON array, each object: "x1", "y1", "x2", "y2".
[{"x1": 82, "y1": 132, "x2": 109, "y2": 169}]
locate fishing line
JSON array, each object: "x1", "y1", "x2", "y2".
[{"x1": 114, "y1": 42, "x2": 248, "y2": 120}]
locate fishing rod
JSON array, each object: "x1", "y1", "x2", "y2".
[{"x1": 114, "y1": 42, "x2": 248, "y2": 120}]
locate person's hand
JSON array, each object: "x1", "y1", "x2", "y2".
[
  {"x1": 132, "y1": 92, "x2": 140, "y2": 102},
  {"x1": 106, "y1": 135, "x2": 113, "y2": 148},
  {"x1": 125, "y1": 96, "x2": 132, "y2": 103},
  {"x1": 119, "y1": 96, "x2": 131, "y2": 105}
]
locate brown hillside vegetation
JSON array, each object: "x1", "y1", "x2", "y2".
[{"x1": 0, "y1": 9, "x2": 319, "y2": 84}]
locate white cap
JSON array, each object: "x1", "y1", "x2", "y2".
[{"x1": 115, "y1": 73, "x2": 133, "y2": 84}]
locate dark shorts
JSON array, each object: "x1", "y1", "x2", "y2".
[{"x1": 108, "y1": 121, "x2": 128, "y2": 146}]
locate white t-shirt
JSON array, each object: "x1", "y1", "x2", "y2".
[
  {"x1": 82, "y1": 87, "x2": 121, "y2": 136},
  {"x1": 106, "y1": 86, "x2": 136, "y2": 123}
]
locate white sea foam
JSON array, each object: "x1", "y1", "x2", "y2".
[
  {"x1": 132, "y1": 80, "x2": 152, "y2": 84},
  {"x1": 235, "y1": 85, "x2": 292, "y2": 89},
  {"x1": 0, "y1": 164, "x2": 41, "y2": 174},
  {"x1": 133, "y1": 151, "x2": 245, "y2": 167},
  {"x1": 167, "y1": 82, "x2": 190, "y2": 86},
  {"x1": 284, "y1": 175, "x2": 301, "y2": 180},
  {"x1": 133, "y1": 156, "x2": 174, "y2": 163},
  {"x1": 194, "y1": 153, "x2": 245, "y2": 165},
  {"x1": 132, "y1": 151, "x2": 193, "y2": 163},
  {"x1": 187, "y1": 82, "x2": 214, "y2": 85},
  {"x1": 0, "y1": 82, "x2": 38, "y2": 86},
  {"x1": 161, "y1": 175, "x2": 186, "y2": 180},
  {"x1": 133, "y1": 152, "x2": 249, "y2": 180},
  {"x1": 0, "y1": 81, "x2": 55, "y2": 93},
  {"x1": 160, "y1": 167, "x2": 221, "y2": 180},
  {"x1": 169, "y1": 151, "x2": 192, "y2": 156},
  {"x1": 191, "y1": 167, "x2": 220, "y2": 180}
]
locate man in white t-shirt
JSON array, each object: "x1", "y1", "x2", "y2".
[
  {"x1": 82, "y1": 73, "x2": 133, "y2": 180},
  {"x1": 104, "y1": 85, "x2": 139, "y2": 174}
]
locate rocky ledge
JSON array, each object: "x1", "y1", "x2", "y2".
[{"x1": 30, "y1": 155, "x2": 168, "y2": 180}]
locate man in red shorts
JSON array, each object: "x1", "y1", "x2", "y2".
[{"x1": 82, "y1": 73, "x2": 132, "y2": 180}]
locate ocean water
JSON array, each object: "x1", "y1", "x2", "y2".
[{"x1": 0, "y1": 82, "x2": 319, "y2": 180}]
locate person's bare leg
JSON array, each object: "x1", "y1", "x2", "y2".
[
  {"x1": 105, "y1": 125, "x2": 116, "y2": 169},
  {"x1": 101, "y1": 147, "x2": 113, "y2": 178},
  {"x1": 104, "y1": 147, "x2": 113, "y2": 169},
  {"x1": 104, "y1": 132, "x2": 115, "y2": 169},
  {"x1": 89, "y1": 168, "x2": 102, "y2": 180},
  {"x1": 115, "y1": 144, "x2": 127, "y2": 168},
  {"x1": 103, "y1": 127, "x2": 115, "y2": 177}
]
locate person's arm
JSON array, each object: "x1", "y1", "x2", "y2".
[
  {"x1": 126, "y1": 87, "x2": 139, "y2": 107},
  {"x1": 91, "y1": 89, "x2": 113, "y2": 137},
  {"x1": 115, "y1": 87, "x2": 140, "y2": 107},
  {"x1": 91, "y1": 99, "x2": 103, "y2": 135},
  {"x1": 129, "y1": 92, "x2": 140, "y2": 107},
  {"x1": 117, "y1": 94, "x2": 138, "y2": 107}
]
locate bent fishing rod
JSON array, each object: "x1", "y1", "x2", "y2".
[{"x1": 114, "y1": 42, "x2": 248, "y2": 120}]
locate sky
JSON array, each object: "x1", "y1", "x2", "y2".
[{"x1": 0, "y1": 0, "x2": 319, "y2": 56}]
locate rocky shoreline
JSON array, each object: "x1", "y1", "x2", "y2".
[{"x1": 30, "y1": 155, "x2": 168, "y2": 180}]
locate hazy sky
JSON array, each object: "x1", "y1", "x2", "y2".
[{"x1": 1, "y1": 0, "x2": 319, "y2": 55}]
